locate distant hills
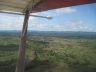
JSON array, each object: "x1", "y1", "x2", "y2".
[{"x1": 0, "y1": 30, "x2": 96, "y2": 39}]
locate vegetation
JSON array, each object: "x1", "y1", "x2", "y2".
[{"x1": 0, "y1": 35, "x2": 96, "y2": 72}]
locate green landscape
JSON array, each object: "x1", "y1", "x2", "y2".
[{"x1": 0, "y1": 31, "x2": 96, "y2": 72}]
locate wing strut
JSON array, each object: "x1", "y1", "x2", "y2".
[{"x1": 15, "y1": 10, "x2": 30, "y2": 72}]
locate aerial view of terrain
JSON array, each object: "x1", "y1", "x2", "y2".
[{"x1": 0, "y1": 31, "x2": 96, "y2": 72}]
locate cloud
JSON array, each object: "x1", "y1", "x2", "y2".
[
  {"x1": 71, "y1": 20, "x2": 85, "y2": 29},
  {"x1": 0, "y1": 22, "x2": 22, "y2": 30},
  {"x1": 0, "y1": 14, "x2": 95, "y2": 32},
  {"x1": 67, "y1": 20, "x2": 93, "y2": 31},
  {"x1": 0, "y1": 16, "x2": 23, "y2": 30},
  {"x1": 28, "y1": 23, "x2": 65, "y2": 31},
  {"x1": 55, "y1": 7, "x2": 77, "y2": 14},
  {"x1": 0, "y1": 13, "x2": 36, "y2": 30}
]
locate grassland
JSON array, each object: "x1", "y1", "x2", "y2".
[{"x1": 0, "y1": 36, "x2": 96, "y2": 72}]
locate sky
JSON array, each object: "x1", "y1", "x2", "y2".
[{"x1": 0, "y1": 3, "x2": 96, "y2": 32}]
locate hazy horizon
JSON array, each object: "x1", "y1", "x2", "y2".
[{"x1": 0, "y1": 30, "x2": 96, "y2": 32}]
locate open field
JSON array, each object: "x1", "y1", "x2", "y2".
[{"x1": 0, "y1": 35, "x2": 96, "y2": 72}]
